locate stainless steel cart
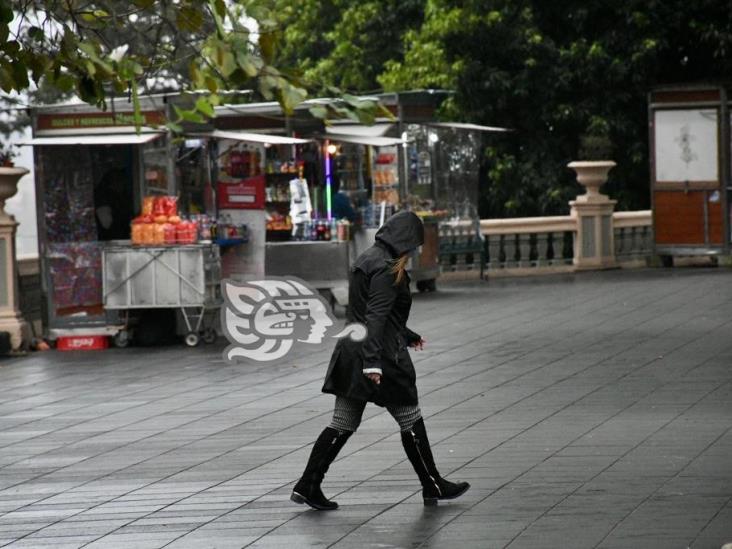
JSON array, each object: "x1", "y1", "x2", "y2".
[{"x1": 102, "y1": 243, "x2": 222, "y2": 347}]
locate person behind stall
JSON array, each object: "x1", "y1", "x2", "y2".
[
  {"x1": 291, "y1": 210, "x2": 470, "y2": 510},
  {"x1": 93, "y1": 167, "x2": 133, "y2": 241},
  {"x1": 331, "y1": 176, "x2": 356, "y2": 223}
]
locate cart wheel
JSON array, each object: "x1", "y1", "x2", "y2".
[
  {"x1": 185, "y1": 332, "x2": 200, "y2": 347},
  {"x1": 113, "y1": 331, "x2": 131, "y2": 348},
  {"x1": 202, "y1": 328, "x2": 217, "y2": 344},
  {"x1": 416, "y1": 280, "x2": 428, "y2": 293},
  {"x1": 425, "y1": 278, "x2": 437, "y2": 292}
]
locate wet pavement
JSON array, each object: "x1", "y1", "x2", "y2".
[{"x1": 0, "y1": 268, "x2": 731, "y2": 549}]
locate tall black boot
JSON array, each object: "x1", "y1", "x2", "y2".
[
  {"x1": 401, "y1": 418, "x2": 470, "y2": 506},
  {"x1": 291, "y1": 427, "x2": 352, "y2": 510}
]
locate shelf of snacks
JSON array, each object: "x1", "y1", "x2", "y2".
[
  {"x1": 374, "y1": 188, "x2": 400, "y2": 205},
  {"x1": 220, "y1": 147, "x2": 263, "y2": 179},
  {"x1": 266, "y1": 211, "x2": 292, "y2": 241},
  {"x1": 130, "y1": 196, "x2": 199, "y2": 246},
  {"x1": 214, "y1": 215, "x2": 249, "y2": 247}
]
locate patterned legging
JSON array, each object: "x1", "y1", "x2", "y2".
[{"x1": 329, "y1": 395, "x2": 422, "y2": 433}]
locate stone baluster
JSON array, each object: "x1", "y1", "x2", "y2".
[
  {"x1": 641, "y1": 226, "x2": 652, "y2": 255},
  {"x1": 518, "y1": 234, "x2": 532, "y2": 267},
  {"x1": 628, "y1": 226, "x2": 638, "y2": 257},
  {"x1": 487, "y1": 234, "x2": 501, "y2": 270},
  {"x1": 536, "y1": 232, "x2": 550, "y2": 267},
  {"x1": 614, "y1": 227, "x2": 624, "y2": 257},
  {"x1": 504, "y1": 234, "x2": 518, "y2": 268}
]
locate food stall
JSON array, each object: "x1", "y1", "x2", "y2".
[
  {"x1": 22, "y1": 91, "x2": 502, "y2": 342},
  {"x1": 648, "y1": 85, "x2": 731, "y2": 264},
  {"x1": 326, "y1": 118, "x2": 503, "y2": 290},
  {"x1": 21, "y1": 94, "x2": 246, "y2": 346},
  {"x1": 211, "y1": 91, "x2": 474, "y2": 299}
]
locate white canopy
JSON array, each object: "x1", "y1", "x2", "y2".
[
  {"x1": 324, "y1": 134, "x2": 407, "y2": 147},
  {"x1": 196, "y1": 130, "x2": 311, "y2": 145},
  {"x1": 19, "y1": 132, "x2": 164, "y2": 146},
  {"x1": 325, "y1": 123, "x2": 394, "y2": 137},
  {"x1": 427, "y1": 122, "x2": 511, "y2": 132}
]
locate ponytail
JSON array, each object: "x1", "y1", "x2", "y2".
[{"x1": 390, "y1": 254, "x2": 409, "y2": 285}]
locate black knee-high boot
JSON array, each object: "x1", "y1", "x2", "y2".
[
  {"x1": 401, "y1": 418, "x2": 470, "y2": 505},
  {"x1": 291, "y1": 427, "x2": 352, "y2": 510}
]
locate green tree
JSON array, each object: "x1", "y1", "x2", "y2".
[
  {"x1": 1, "y1": 0, "x2": 383, "y2": 133},
  {"x1": 381, "y1": 0, "x2": 732, "y2": 217},
  {"x1": 271, "y1": 0, "x2": 424, "y2": 93}
]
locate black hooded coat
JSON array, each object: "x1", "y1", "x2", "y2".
[{"x1": 322, "y1": 211, "x2": 425, "y2": 406}]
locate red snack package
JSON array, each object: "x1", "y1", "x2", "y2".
[
  {"x1": 176, "y1": 221, "x2": 190, "y2": 244},
  {"x1": 162, "y1": 196, "x2": 178, "y2": 216},
  {"x1": 163, "y1": 223, "x2": 176, "y2": 244},
  {"x1": 152, "y1": 196, "x2": 166, "y2": 217}
]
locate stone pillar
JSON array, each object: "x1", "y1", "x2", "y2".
[
  {"x1": 0, "y1": 167, "x2": 30, "y2": 350},
  {"x1": 568, "y1": 161, "x2": 618, "y2": 271}
]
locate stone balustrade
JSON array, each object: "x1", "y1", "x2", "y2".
[
  {"x1": 439, "y1": 210, "x2": 652, "y2": 277},
  {"x1": 613, "y1": 211, "x2": 654, "y2": 265}
]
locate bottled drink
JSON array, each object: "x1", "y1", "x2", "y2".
[{"x1": 324, "y1": 220, "x2": 331, "y2": 241}]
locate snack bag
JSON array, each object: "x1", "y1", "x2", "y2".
[
  {"x1": 162, "y1": 196, "x2": 178, "y2": 216},
  {"x1": 141, "y1": 223, "x2": 155, "y2": 244},
  {"x1": 163, "y1": 223, "x2": 176, "y2": 244},
  {"x1": 130, "y1": 217, "x2": 144, "y2": 245},
  {"x1": 142, "y1": 196, "x2": 155, "y2": 216},
  {"x1": 152, "y1": 196, "x2": 165, "y2": 215},
  {"x1": 153, "y1": 223, "x2": 166, "y2": 244}
]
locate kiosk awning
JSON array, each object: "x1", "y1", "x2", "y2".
[
  {"x1": 324, "y1": 134, "x2": 407, "y2": 147},
  {"x1": 325, "y1": 123, "x2": 394, "y2": 137},
  {"x1": 195, "y1": 130, "x2": 311, "y2": 145},
  {"x1": 427, "y1": 122, "x2": 511, "y2": 132},
  {"x1": 19, "y1": 132, "x2": 164, "y2": 146}
]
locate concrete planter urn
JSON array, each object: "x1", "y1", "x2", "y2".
[
  {"x1": 0, "y1": 166, "x2": 30, "y2": 351},
  {"x1": 567, "y1": 160, "x2": 618, "y2": 271},
  {"x1": 0, "y1": 166, "x2": 28, "y2": 222},
  {"x1": 567, "y1": 160, "x2": 616, "y2": 203}
]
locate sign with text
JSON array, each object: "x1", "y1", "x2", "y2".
[
  {"x1": 217, "y1": 175, "x2": 265, "y2": 209},
  {"x1": 37, "y1": 111, "x2": 166, "y2": 130}
]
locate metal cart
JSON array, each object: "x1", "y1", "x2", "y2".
[{"x1": 102, "y1": 243, "x2": 222, "y2": 347}]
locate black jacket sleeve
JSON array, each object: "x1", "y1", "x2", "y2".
[
  {"x1": 361, "y1": 267, "x2": 398, "y2": 372},
  {"x1": 404, "y1": 326, "x2": 421, "y2": 345}
]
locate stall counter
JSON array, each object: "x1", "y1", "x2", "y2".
[{"x1": 265, "y1": 240, "x2": 351, "y2": 306}]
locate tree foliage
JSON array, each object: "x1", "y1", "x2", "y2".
[
  {"x1": 270, "y1": 0, "x2": 424, "y2": 93},
  {"x1": 381, "y1": 0, "x2": 732, "y2": 216},
  {"x1": 273, "y1": 0, "x2": 732, "y2": 216},
  {"x1": 5, "y1": 1, "x2": 732, "y2": 216},
  {"x1": 0, "y1": 0, "x2": 383, "y2": 135}
]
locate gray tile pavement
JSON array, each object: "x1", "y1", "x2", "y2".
[{"x1": 0, "y1": 268, "x2": 731, "y2": 548}]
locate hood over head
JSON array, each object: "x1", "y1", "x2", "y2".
[{"x1": 375, "y1": 210, "x2": 424, "y2": 256}]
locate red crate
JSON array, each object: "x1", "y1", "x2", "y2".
[{"x1": 57, "y1": 335, "x2": 109, "y2": 351}]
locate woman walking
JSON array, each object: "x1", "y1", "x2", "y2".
[{"x1": 291, "y1": 210, "x2": 470, "y2": 510}]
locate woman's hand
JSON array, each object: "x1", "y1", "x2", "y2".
[
  {"x1": 366, "y1": 373, "x2": 381, "y2": 385},
  {"x1": 409, "y1": 337, "x2": 426, "y2": 351}
]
